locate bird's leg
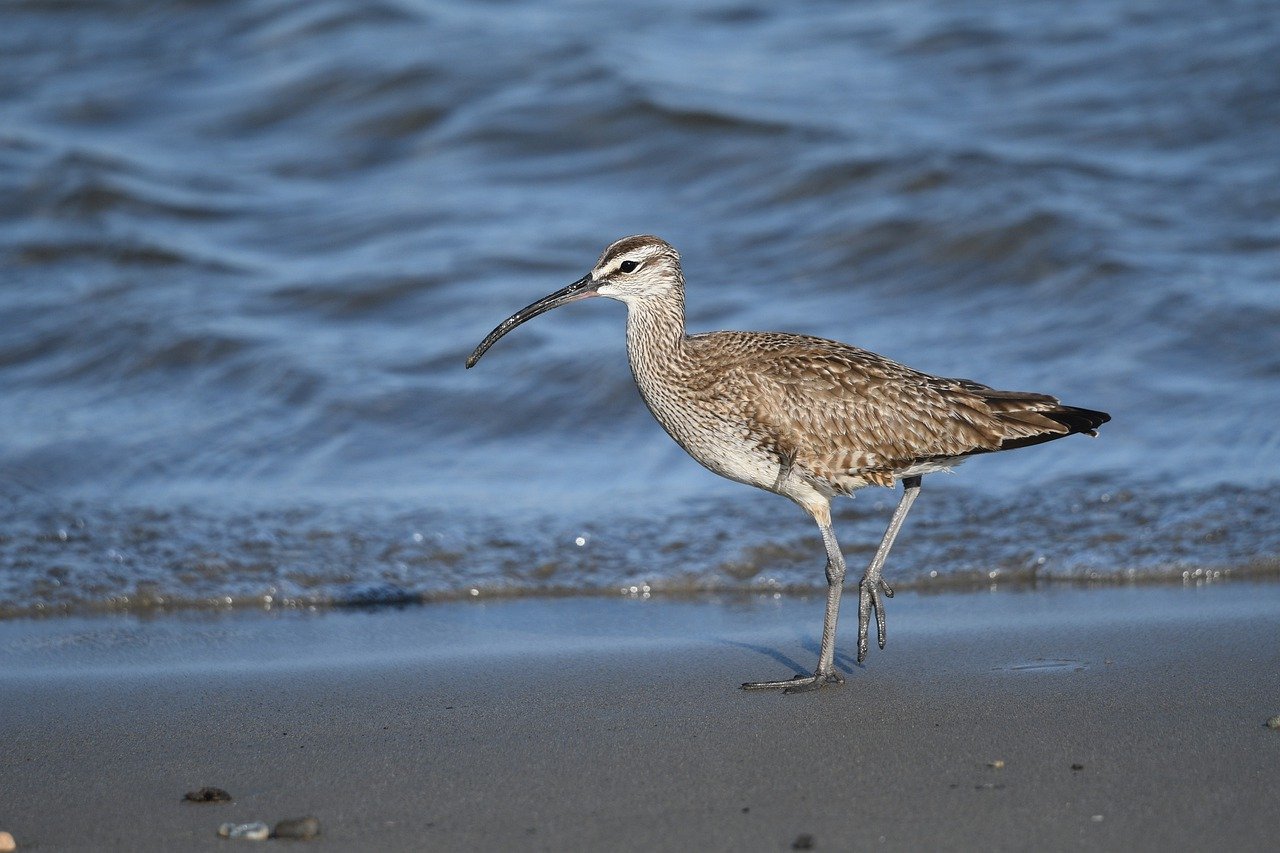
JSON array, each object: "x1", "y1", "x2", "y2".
[
  {"x1": 812, "y1": 522, "x2": 848, "y2": 680},
  {"x1": 770, "y1": 448, "x2": 797, "y2": 493},
  {"x1": 743, "y1": 507, "x2": 848, "y2": 694},
  {"x1": 857, "y1": 475, "x2": 922, "y2": 663}
]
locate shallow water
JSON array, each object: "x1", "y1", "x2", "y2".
[
  {"x1": 2, "y1": 0, "x2": 1279, "y2": 614},
  {"x1": 5, "y1": 583, "x2": 1277, "y2": 681}
]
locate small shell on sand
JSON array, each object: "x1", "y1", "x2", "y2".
[
  {"x1": 273, "y1": 817, "x2": 321, "y2": 840},
  {"x1": 218, "y1": 822, "x2": 270, "y2": 841},
  {"x1": 0, "y1": 830, "x2": 16, "y2": 852},
  {"x1": 184, "y1": 787, "x2": 233, "y2": 803},
  {"x1": 1266, "y1": 715, "x2": 1280, "y2": 730}
]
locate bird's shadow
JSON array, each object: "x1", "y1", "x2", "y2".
[{"x1": 720, "y1": 638, "x2": 861, "y2": 677}]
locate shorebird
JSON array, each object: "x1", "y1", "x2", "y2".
[{"x1": 466, "y1": 235, "x2": 1109, "y2": 693}]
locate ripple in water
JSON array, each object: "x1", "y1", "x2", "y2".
[{"x1": 2, "y1": 0, "x2": 1279, "y2": 614}]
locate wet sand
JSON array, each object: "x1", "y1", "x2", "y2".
[{"x1": 2, "y1": 584, "x2": 1278, "y2": 851}]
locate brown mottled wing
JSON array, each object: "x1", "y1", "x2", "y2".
[{"x1": 690, "y1": 332, "x2": 1081, "y2": 490}]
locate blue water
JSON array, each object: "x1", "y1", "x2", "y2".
[{"x1": 2, "y1": 0, "x2": 1278, "y2": 615}]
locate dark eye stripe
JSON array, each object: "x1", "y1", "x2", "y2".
[{"x1": 619, "y1": 260, "x2": 638, "y2": 273}]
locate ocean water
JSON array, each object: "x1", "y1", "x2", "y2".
[{"x1": 2, "y1": 0, "x2": 1278, "y2": 616}]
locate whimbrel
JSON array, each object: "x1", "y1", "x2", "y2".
[{"x1": 466, "y1": 235, "x2": 1110, "y2": 693}]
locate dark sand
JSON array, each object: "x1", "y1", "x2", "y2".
[{"x1": 2, "y1": 583, "x2": 1278, "y2": 851}]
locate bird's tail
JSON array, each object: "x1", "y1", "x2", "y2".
[{"x1": 972, "y1": 388, "x2": 1110, "y2": 451}]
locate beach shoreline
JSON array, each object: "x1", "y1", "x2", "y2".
[{"x1": 2, "y1": 582, "x2": 1278, "y2": 851}]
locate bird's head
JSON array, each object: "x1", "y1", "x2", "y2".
[
  {"x1": 590, "y1": 234, "x2": 683, "y2": 304},
  {"x1": 465, "y1": 235, "x2": 681, "y2": 368}
]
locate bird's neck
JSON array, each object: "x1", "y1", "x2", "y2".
[{"x1": 624, "y1": 291, "x2": 688, "y2": 380}]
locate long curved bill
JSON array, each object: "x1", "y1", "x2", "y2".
[{"x1": 465, "y1": 273, "x2": 598, "y2": 368}]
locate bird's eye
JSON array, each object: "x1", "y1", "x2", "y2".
[{"x1": 619, "y1": 260, "x2": 638, "y2": 273}]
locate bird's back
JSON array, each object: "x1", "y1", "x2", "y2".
[{"x1": 661, "y1": 330, "x2": 1108, "y2": 495}]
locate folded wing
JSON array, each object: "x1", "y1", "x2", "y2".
[{"x1": 692, "y1": 332, "x2": 1109, "y2": 490}]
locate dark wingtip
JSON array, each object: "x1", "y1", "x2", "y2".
[
  {"x1": 1038, "y1": 405, "x2": 1110, "y2": 437},
  {"x1": 996, "y1": 405, "x2": 1111, "y2": 451},
  {"x1": 1067, "y1": 406, "x2": 1111, "y2": 434}
]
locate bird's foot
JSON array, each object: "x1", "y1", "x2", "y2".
[
  {"x1": 741, "y1": 670, "x2": 844, "y2": 694},
  {"x1": 857, "y1": 575, "x2": 894, "y2": 663}
]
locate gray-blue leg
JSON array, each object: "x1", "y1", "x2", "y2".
[
  {"x1": 857, "y1": 475, "x2": 922, "y2": 663},
  {"x1": 742, "y1": 516, "x2": 848, "y2": 693},
  {"x1": 742, "y1": 477, "x2": 922, "y2": 693}
]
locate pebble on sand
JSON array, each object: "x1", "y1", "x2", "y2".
[
  {"x1": 1266, "y1": 715, "x2": 1280, "y2": 730},
  {"x1": 272, "y1": 817, "x2": 322, "y2": 840},
  {"x1": 987, "y1": 759, "x2": 1005, "y2": 769},
  {"x1": 0, "y1": 830, "x2": 16, "y2": 852},
  {"x1": 184, "y1": 787, "x2": 233, "y2": 803},
  {"x1": 218, "y1": 822, "x2": 270, "y2": 841}
]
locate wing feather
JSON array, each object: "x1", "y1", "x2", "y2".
[{"x1": 687, "y1": 331, "x2": 1104, "y2": 490}]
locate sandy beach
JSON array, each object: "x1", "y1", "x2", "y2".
[{"x1": 2, "y1": 582, "x2": 1277, "y2": 851}]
